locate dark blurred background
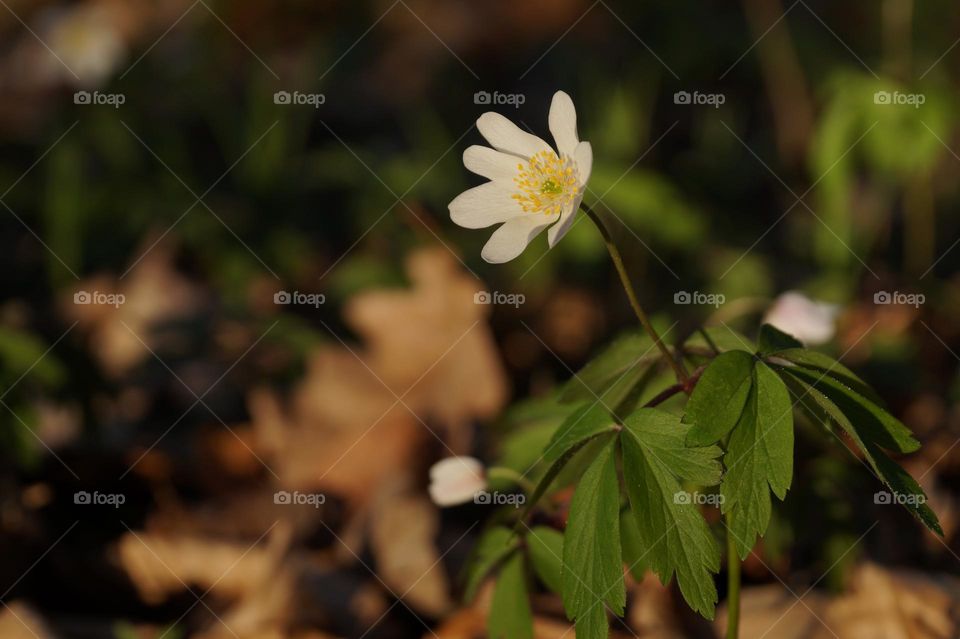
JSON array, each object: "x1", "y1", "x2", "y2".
[{"x1": 1, "y1": 1, "x2": 959, "y2": 637}]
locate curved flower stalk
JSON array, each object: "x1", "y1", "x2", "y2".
[{"x1": 449, "y1": 91, "x2": 593, "y2": 263}]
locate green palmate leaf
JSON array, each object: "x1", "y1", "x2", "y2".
[
  {"x1": 685, "y1": 326, "x2": 757, "y2": 355},
  {"x1": 867, "y1": 444, "x2": 942, "y2": 535},
  {"x1": 619, "y1": 509, "x2": 647, "y2": 580},
  {"x1": 552, "y1": 434, "x2": 621, "y2": 494},
  {"x1": 561, "y1": 440, "x2": 624, "y2": 638},
  {"x1": 544, "y1": 403, "x2": 619, "y2": 463},
  {"x1": 574, "y1": 604, "x2": 608, "y2": 639},
  {"x1": 780, "y1": 365, "x2": 919, "y2": 454},
  {"x1": 560, "y1": 331, "x2": 656, "y2": 403},
  {"x1": 721, "y1": 361, "x2": 794, "y2": 559},
  {"x1": 517, "y1": 430, "x2": 616, "y2": 526},
  {"x1": 779, "y1": 371, "x2": 942, "y2": 535},
  {"x1": 620, "y1": 409, "x2": 722, "y2": 618},
  {"x1": 488, "y1": 552, "x2": 533, "y2": 639},
  {"x1": 684, "y1": 350, "x2": 755, "y2": 446},
  {"x1": 771, "y1": 348, "x2": 883, "y2": 405},
  {"x1": 527, "y1": 526, "x2": 564, "y2": 593},
  {"x1": 757, "y1": 324, "x2": 803, "y2": 355},
  {"x1": 462, "y1": 526, "x2": 519, "y2": 602}
]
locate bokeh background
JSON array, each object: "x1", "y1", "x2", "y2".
[{"x1": 1, "y1": 0, "x2": 960, "y2": 637}]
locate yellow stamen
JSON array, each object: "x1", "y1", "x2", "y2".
[{"x1": 510, "y1": 150, "x2": 580, "y2": 216}]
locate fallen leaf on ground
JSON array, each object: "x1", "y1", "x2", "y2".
[
  {"x1": 628, "y1": 572, "x2": 685, "y2": 639},
  {"x1": 344, "y1": 247, "x2": 507, "y2": 450},
  {"x1": 0, "y1": 601, "x2": 53, "y2": 639},
  {"x1": 63, "y1": 238, "x2": 205, "y2": 377},
  {"x1": 116, "y1": 522, "x2": 292, "y2": 605},
  {"x1": 369, "y1": 485, "x2": 452, "y2": 617},
  {"x1": 716, "y1": 562, "x2": 960, "y2": 639}
]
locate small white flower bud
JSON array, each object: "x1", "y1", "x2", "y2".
[
  {"x1": 428, "y1": 456, "x2": 486, "y2": 507},
  {"x1": 764, "y1": 291, "x2": 839, "y2": 346}
]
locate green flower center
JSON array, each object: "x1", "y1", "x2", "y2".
[
  {"x1": 511, "y1": 150, "x2": 580, "y2": 216},
  {"x1": 540, "y1": 178, "x2": 563, "y2": 195}
]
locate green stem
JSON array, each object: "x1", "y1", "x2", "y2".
[
  {"x1": 726, "y1": 525, "x2": 741, "y2": 639},
  {"x1": 581, "y1": 202, "x2": 689, "y2": 385},
  {"x1": 698, "y1": 327, "x2": 721, "y2": 357}
]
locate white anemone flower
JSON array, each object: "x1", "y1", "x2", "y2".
[
  {"x1": 449, "y1": 91, "x2": 593, "y2": 263},
  {"x1": 428, "y1": 456, "x2": 486, "y2": 507},
  {"x1": 764, "y1": 291, "x2": 840, "y2": 346}
]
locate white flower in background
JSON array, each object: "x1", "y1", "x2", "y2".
[
  {"x1": 764, "y1": 291, "x2": 840, "y2": 346},
  {"x1": 44, "y1": 4, "x2": 126, "y2": 88},
  {"x1": 428, "y1": 456, "x2": 486, "y2": 507},
  {"x1": 449, "y1": 91, "x2": 593, "y2": 263}
]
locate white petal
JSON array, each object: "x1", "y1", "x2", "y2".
[
  {"x1": 463, "y1": 145, "x2": 520, "y2": 182},
  {"x1": 547, "y1": 193, "x2": 584, "y2": 248},
  {"x1": 449, "y1": 182, "x2": 523, "y2": 229},
  {"x1": 428, "y1": 456, "x2": 486, "y2": 507},
  {"x1": 430, "y1": 456, "x2": 484, "y2": 481},
  {"x1": 763, "y1": 291, "x2": 839, "y2": 346},
  {"x1": 477, "y1": 112, "x2": 552, "y2": 158},
  {"x1": 574, "y1": 140, "x2": 593, "y2": 186},
  {"x1": 549, "y1": 91, "x2": 579, "y2": 158},
  {"x1": 547, "y1": 141, "x2": 592, "y2": 248},
  {"x1": 481, "y1": 214, "x2": 557, "y2": 263}
]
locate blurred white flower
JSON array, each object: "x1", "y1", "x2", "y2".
[
  {"x1": 764, "y1": 291, "x2": 839, "y2": 346},
  {"x1": 44, "y1": 3, "x2": 126, "y2": 88},
  {"x1": 428, "y1": 456, "x2": 486, "y2": 507},
  {"x1": 449, "y1": 91, "x2": 592, "y2": 263}
]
